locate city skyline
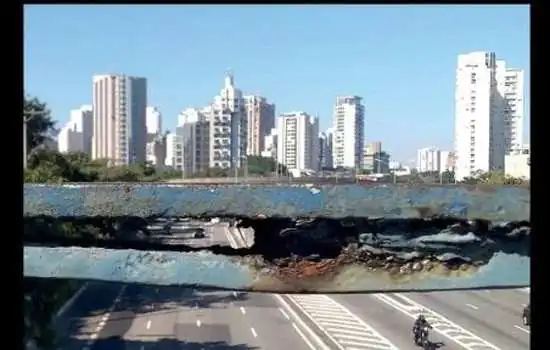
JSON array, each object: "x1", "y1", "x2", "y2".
[{"x1": 24, "y1": 5, "x2": 529, "y2": 162}]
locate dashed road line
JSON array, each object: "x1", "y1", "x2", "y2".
[
  {"x1": 82, "y1": 285, "x2": 126, "y2": 350},
  {"x1": 374, "y1": 293, "x2": 501, "y2": 350},
  {"x1": 287, "y1": 294, "x2": 399, "y2": 350}
]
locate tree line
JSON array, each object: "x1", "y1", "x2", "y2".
[{"x1": 24, "y1": 95, "x2": 287, "y2": 184}]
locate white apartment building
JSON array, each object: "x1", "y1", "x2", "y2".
[
  {"x1": 454, "y1": 52, "x2": 523, "y2": 181},
  {"x1": 92, "y1": 74, "x2": 147, "y2": 166},
  {"x1": 57, "y1": 122, "x2": 83, "y2": 154},
  {"x1": 146, "y1": 106, "x2": 162, "y2": 136},
  {"x1": 58, "y1": 105, "x2": 93, "y2": 154},
  {"x1": 244, "y1": 95, "x2": 275, "y2": 156},
  {"x1": 416, "y1": 147, "x2": 441, "y2": 173},
  {"x1": 145, "y1": 133, "x2": 167, "y2": 166},
  {"x1": 165, "y1": 133, "x2": 183, "y2": 170},
  {"x1": 178, "y1": 108, "x2": 210, "y2": 175},
  {"x1": 277, "y1": 112, "x2": 320, "y2": 172},
  {"x1": 497, "y1": 64, "x2": 524, "y2": 153},
  {"x1": 505, "y1": 149, "x2": 530, "y2": 180},
  {"x1": 332, "y1": 96, "x2": 365, "y2": 169},
  {"x1": 210, "y1": 73, "x2": 247, "y2": 169},
  {"x1": 261, "y1": 128, "x2": 278, "y2": 159}
]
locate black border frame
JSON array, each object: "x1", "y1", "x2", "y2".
[{"x1": 19, "y1": 1, "x2": 537, "y2": 349}]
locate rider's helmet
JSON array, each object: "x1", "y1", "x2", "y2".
[{"x1": 417, "y1": 314, "x2": 426, "y2": 322}]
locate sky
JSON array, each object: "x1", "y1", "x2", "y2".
[{"x1": 24, "y1": 5, "x2": 530, "y2": 163}]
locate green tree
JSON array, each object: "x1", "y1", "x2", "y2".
[
  {"x1": 246, "y1": 156, "x2": 288, "y2": 176},
  {"x1": 24, "y1": 95, "x2": 57, "y2": 151}
]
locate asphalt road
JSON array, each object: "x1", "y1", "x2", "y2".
[{"x1": 55, "y1": 222, "x2": 530, "y2": 350}]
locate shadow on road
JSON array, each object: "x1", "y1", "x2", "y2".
[
  {"x1": 423, "y1": 340, "x2": 445, "y2": 349},
  {"x1": 67, "y1": 336, "x2": 259, "y2": 349},
  {"x1": 62, "y1": 284, "x2": 251, "y2": 342}
]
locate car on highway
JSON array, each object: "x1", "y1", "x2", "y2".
[
  {"x1": 522, "y1": 303, "x2": 530, "y2": 326},
  {"x1": 194, "y1": 231, "x2": 206, "y2": 238}
]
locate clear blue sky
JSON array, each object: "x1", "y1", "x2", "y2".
[{"x1": 24, "y1": 5, "x2": 529, "y2": 163}]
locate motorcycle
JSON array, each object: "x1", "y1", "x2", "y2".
[{"x1": 414, "y1": 325, "x2": 430, "y2": 347}]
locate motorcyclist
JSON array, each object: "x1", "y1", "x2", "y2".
[{"x1": 413, "y1": 314, "x2": 432, "y2": 344}]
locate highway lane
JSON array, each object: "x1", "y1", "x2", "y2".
[
  {"x1": 55, "y1": 222, "x2": 314, "y2": 350},
  {"x1": 400, "y1": 289, "x2": 530, "y2": 349},
  {"x1": 54, "y1": 221, "x2": 530, "y2": 350}
]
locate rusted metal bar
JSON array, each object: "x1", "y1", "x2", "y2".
[
  {"x1": 23, "y1": 183, "x2": 530, "y2": 292},
  {"x1": 23, "y1": 247, "x2": 529, "y2": 292},
  {"x1": 24, "y1": 183, "x2": 529, "y2": 220}
]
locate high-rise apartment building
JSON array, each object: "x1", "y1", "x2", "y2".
[
  {"x1": 319, "y1": 132, "x2": 333, "y2": 169},
  {"x1": 165, "y1": 133, "x2": 183, "y2": 170},
  {"x1": 497, "y1": 64, "x2": 524, "y2": 153},
  {"x1": 261, "y1": 128, "x2": 278, "y2": 159},
  {"x1": 92, "y1": 74, "x2": 147, "y2": 166},
  {"x1": 58, "y1": 105, "x2": 93, "y2": 155},
  {"x1": 244, "y1": 95, "x2": 275, "y2": 156},
  {"x1": 332, "y1": 96, "x2": 364, "y2": 169},
  {"x1": 210, "y1": 73, "x2": 247, "y2": 169},
  {"x1": 178, "y1": 108, "x2": 210, "y2": 175},
  {"x1": 146, "y1": 133, "x2": 167, "y2": 166},
  {"x1": 454, "y1": 52, "x2": 523, "y2": 180},
  {"x1": 146, "y1": 106, "x2": 162, "y2": 136},
  {"x1": 417, "y1": 147, "x2": 441, "y2": 173},
  {"x1": 277, "y1": 112, "x2": 320, "y2": 172}
]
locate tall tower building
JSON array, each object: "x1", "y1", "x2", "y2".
[
  {"x1": 454, "y1": 52, "x2": 523, "y2": 180},
  {"x1": 210, "y1": 73, "x2": 247, "y2": 169},
  {"x1": 244, "y1": 95, "x2": 275, "y2": 156},
  {"x1": 332, "y1": 96, "x2": 365, "y2": 169},
  {"x1": 277, "y1": 112, "x2": 320, "y2": 172},
  {"x1": 146, "y1": 106, "x2": 162, "y2": 136},
  {"x1": 92, "y1": 74, "x2": 147, "y2": 166}
]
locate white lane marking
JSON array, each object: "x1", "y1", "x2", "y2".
[
  {"x1": 292, "y1": 322, "x2": 317, "y2": 350},
  {"x1": 521, "y1": 287, "x2": 530, "y2": 294},
  {"x1": 222, "y1": 225, "x2": 239, "y2": 248},
  {"x1": 466, "y1": 303, "x2": 479, "y2": 310},
  {"x1": 374, "y1": 293, "x2": 501, "y2": 350},
  {"x1": 274, "y1": 295, "x2": 331, "y2": 350},
  {"x1": 146, "y1": 320, "x2": 151, "y2": 329},
  {"x1": 233, "y1": 291, "x2": 238, "y2": 298},
  {"x1": 85, "y1": 285, "x2": 126, "y2": 347},
  {"x1": 250, "y1": 327, "x2": 258, "y2": 337},
  {"x1": 288, "y1": 294, "x2": 398, "y2": 350},
  {"x1": 240, "y1": 306, "x2": 246, "y2": 315},
  {"x1": 279, "y1": 307, "x2": 290, "y2": 320},
  {"x1": 513, "y1": 325, "x2": 530, "y2": 334},
  {"x1": 196, "y1": 319, "x2": 201, "y2": 327},
  {"x1": 55, "y1": 282, "x2": 89, "y2": 319}
]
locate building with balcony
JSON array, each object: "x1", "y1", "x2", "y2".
[
  {"x1": 244, "y1": 95, "x2": 275, "y2": 156},
  {"x1": 417, "y1": 147, "x2": 441, "y2": 173},
  {"x1": 92, "y1": 74, "x2": 147, "y2": 165},
  {"x1": 277, "y1": 112, "x2": 320, "y2": 172},
  {"x1": 332, "y1": 96, "x2": 364, "y2": 169},
  {"x1": 454, "y1": 52, "x2": 524, "y2": 181}
]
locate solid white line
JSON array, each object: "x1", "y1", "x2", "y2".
[
  {"x1": 250, "y1": 327, "x2": 257, "y2": 337},
  {"x1": 514, "y1": 325, "x2": 530, "y2": 334},
  {"x1": 233, "y1": 291, "x2": 238, "y2": 298},
  {"x1": 292, "y1": 322, "x2": 317, "y2": 350},
  {"x1": 146, "y1": 320, "x2": 151, "y2": 329},
  {"x1": 196, "y1": 319, "x2": 201, "y2": 327},
  {"x1": 240, "y1": 306, "x2": 246, "y2": 315},
  {"x1": 466, "y1": 303, "x2": 479, "y2": 310},
  {"x1": 279, "y1": 307, "x2": 290, "y2": 320},
  {"x1": 274, "y1": 295, "x2": 331, "y2": 350},
  {"x1": 55, "y1": 282, "x2": 89, "y2": 319}
]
